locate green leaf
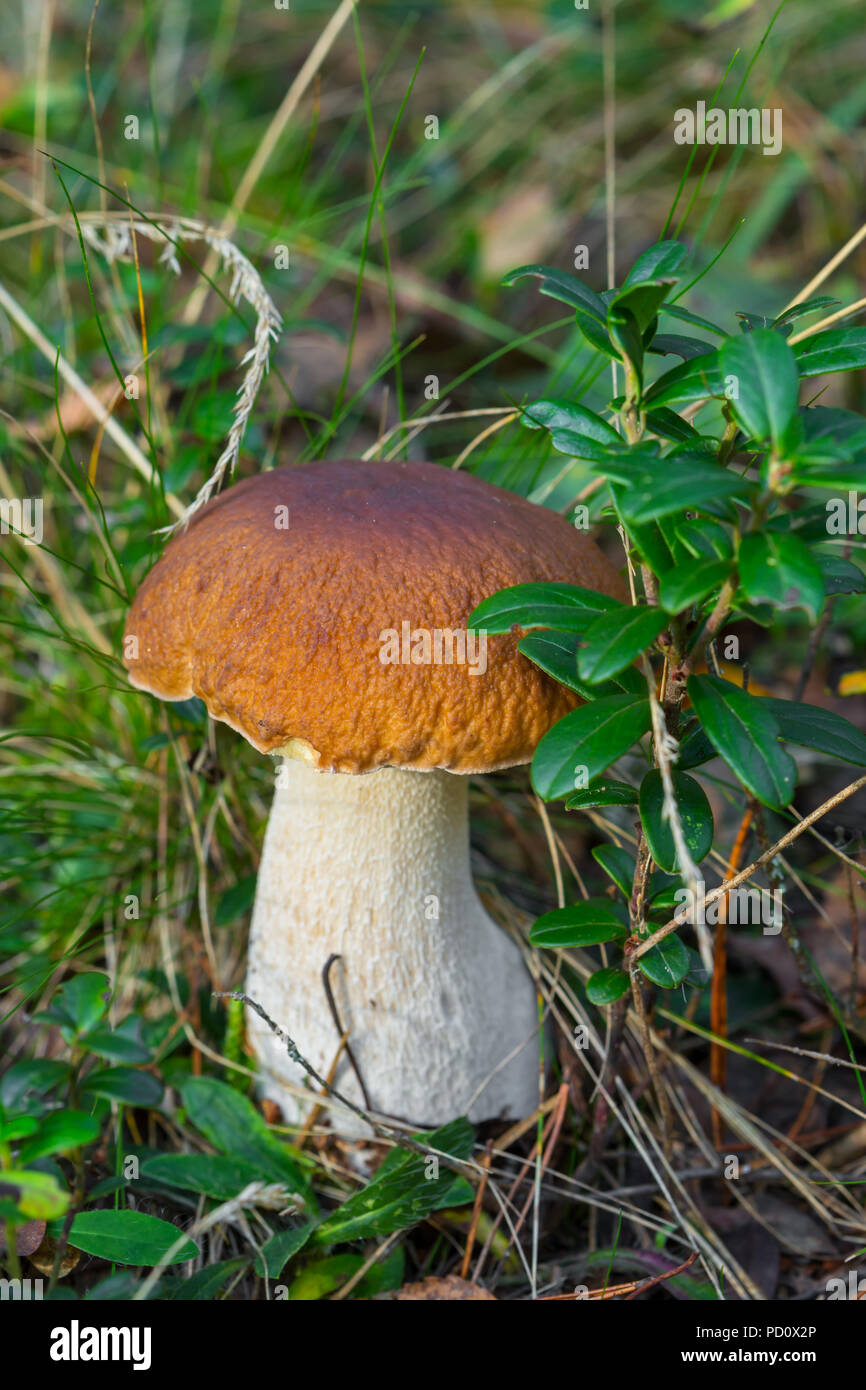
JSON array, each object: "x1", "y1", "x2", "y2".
[
  {"x1": 624, "y1": 239, "x2": 687, "y2": 288},
  {"x1": 687, "y1": 675, "x2": 797, "y2": 809},
  {"x1": 180, "y1": 1077, "x2": 312, "y2": 1205},
  {"x1": 649, "y1": 333, "x2": 714, "y2": 360},
  {"x1": 565, "y1": 778, "x2": 638, "y2": 810},
  {"x1": 592, "y1": 844, "x2": 637, "y2": 897},
  {"x1": 660, "y1": 303, "x2": 727, "y2": 338},
  {"x1": 164, "y1": 1257, "x2": 247, "y2": 1301},
  {"x1": 759, "y1": 698, "x2": 866, "y2": 766},
  {"x1": 774, "y1": 296, "x2": 838, "y2": 327},
  {"x1": 593, "y1": 451, "x2": 751, "y2": 524},
  {"x1": 578, "y1": 606, "x2": 668, "y2": 683},
  {"x1": 643, "y1": 352, "x2": 725, "y2": 409},
  {"x1": 468, "y1": 581, "x2": 622, "y2": 635},
  {"x1": 738, "y1": 532, "x2": 825, "y2": 621},
  {"x1": 611, "y1": 242, "x2": 685, "y2": 332},
  {"x1": 531, "y1": 695, "x2": 652, "y2": 801},
  {"x1": 659, "y1": 559, "x2": 730, "y2": 613},
  {"x1": 639, "y1": 770, "x2": 714, "y2": 873},
  {"x1": 140, "y1": 1154, "x2": 262, "y2": 1200},
  {"x1": 674, "y1": 518, "x2": 733, "y2": 560},
  {"x1": 57, "y1": 972, "x2": 110, "y2": 1035},
  {"x1": 794, "y1": 327, "x2": 866, "y2": 377},
  {"x1": 503, "y1": 264, "x2": 608, "y2": 323},
  {"x1": 68, "y1": 1209, "x2": 198, "y2": 1266},
  {"x1": 813, "y1": 552, "x2": 866, "y2": 596},
  {"x1": 0, "y1": 1115, "x2": 39, "y2": 1142},
  {"x1": 529, "y1": 900, "x2": 628, "y2": 949},
  {"x1": 81, "y1": 1024, "x2": 151, "y2": 1064},
  {"x1": 645, "y1": 407, "x2": 706, "y2": 444},
  {"x1": 0, "y1": 1169, "x2": 69, "y2": 1221},
  {"x1": 312, "y1": 1119, "x2": 474, "y2": 1247},
  {"x1": 0, "y1": 1059, "x2": 69, "y2": 1113},
  {"x1": 521, "y1": 398, "x2": 620, "y2": 448},
  {"x1": 214, "y1": 874, "x2": 257, "y2": 926},
  {"x1": 586, "y1": 967, "x2": 630, "y2": 1005},
  {"x1": 638, "y1": 933, "x2": 690, "y2": 988},
  {"x1": 18, "y1": 1109, "x2": 100, "y2": 1163},
  {"x1": 608, "y1": 304, "x2": 645, "y2": 383},
  {"x1": 719, "y1": 328, "x2": 800, "y2": 451},
  {"x1": 253, "y1": 1224, "x2": 316, "y2": 1279},
  {"x1": 82, "y1": 1067, "x2": 164, "y2": 1107},
  {"x1": 288, "y1": 1253, "x2": 365, "y2": 1301},
  {"x1": 678, "y1": 720, "x2": 718, "y2": 769},
  {"x1": 518, "y1": 631, "x2": 626, "y2": 699}
]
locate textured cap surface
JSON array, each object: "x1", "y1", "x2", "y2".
[{"x1": 123, "y1": 459, "x2": 627, "y2": 772}]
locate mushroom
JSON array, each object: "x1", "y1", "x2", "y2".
[{"x1": 123, "y1": 459, "x2": 626, "y2": 1129}]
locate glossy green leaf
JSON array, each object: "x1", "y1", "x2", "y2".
[
  {"x1": 0, "y1": 1059, "x2": 69, "y2": 1113},
  {"x1": 639, "y1": 769, "x2": 714, "y2": 873},
  {"x1": 57, "y1": 972, "x2": 110, "y2": 1035},
  {"x1": 759, "y1": 698, "x2": 866, "y2": 765},
  {"x1": 18, "y1": 1109, "x2": 100, "y2": 1163},
  {"x1": 529, "y1": 899, "x2": 628, "y2": 949},
  {"x1": 738, "y1": 532, "x2": 825, "y2": 621},
  {"x1": 660, "y1": 303, "x2": 727, "y2": 338},
  {"x1": 719, "y1": 328, "x2": 800, "y2": 451},
  {"x1": 253, "y1": 1224, "x2": 316, "y2": 1279},
  {"x1": 141, "y1": 1153, "x2": 265, "y2": 1201},
  {"x1": 592, "y1": 844, "x2": 637, "y2": 898},
  {"x1": 82, "y1": 1066, "x2": 163, "y2": 1107},
  {"x1": 68, "y1": 1209, "x2": 198, "y2": 1266},
  {"x1": 468, "y1": 581, "x2": 622, "y2": 635},
  {"x1": 813, "y1": 552, "x2": 866, "y2": 595},
  {"x1": 565, "y1": 777, "x2": 638, "y2": 810},
  {"x1": 518, "y1": 631, "x2": 623, "y2": 699},
  {"x1": 164, "y1": 1258, "x2": 248, "y2": 1301},
  {"x1": 311, "y1": 1118, "x2": 474, "y2": 1247},
  {"x1": 794, "y1": 327, "x2": 866, "y2": 377},
  {"x1": 586, "y1": 967, "x2": 630, "y2": 1006},
  {"x1": 638, "y1": 933, "x2": 690, "y2": 988},
  {"x1": 687, "y1": 674, "x2": 797, "y2": 808},
  {"x1": 503, "y1": 264, "x2": 607, "y2": 323},
  {"x1": 522, "y1": 398, "x2": 620, "y2": 447},
  {"x1": 648, "y1": 333, "x2": 713, "y2": 360},
  {"x1": 180, "y1": 1077, "x2": 312, "y2": 1204},
  {"x1": 531, "y1": 695, "x2": 652, "y2": 801},
  {"x1": 623, "y1": 239, "x2": 688, "y2": 288},
  {"x1": 659, "y1": 559, "x2": 730, "y2": 613},
  {"x1": 578, "y1": 606, "x2": 668, "y2": 683},
  {"x1": 674, "y1": 517, "x2": 733, "y2": 560},
  {"x1": 608, "y1": 305, "x2": 645, "y2": 383},
  {"x1": 593, "y1": 452, "x2": 751, "y2": 523},
  {"x1": 643, "y1": 352, "x2": 725, "y2": 408},
  {"x1": 80, "y1": 1025, "x2": 151, "y2": 1064},
  {"x1": 678, "y1": 720, "x2": 718, "y2": 769}
]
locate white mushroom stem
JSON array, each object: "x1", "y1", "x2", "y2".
[{"x1": 245, "y1": 758, "x2": 540, "y2": 1132}]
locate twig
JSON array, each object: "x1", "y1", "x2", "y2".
[
  {"x1": 710, "y1": 805, "x2": 754, "y2": 1147},
  {"x1": 460, "y1": 1142, "x2": 493, "y2": 1280},
  {"x1": 215, "y1": 992, "x2": 478, "y2": 1179},
  {"x1": 636, "y1": 773, "x2": 866, "y2": 959},
  {"x1": 321, "y1": 953, "x2": 372, "y2": 1111}
]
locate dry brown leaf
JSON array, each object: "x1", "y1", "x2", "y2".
[{"x1": 393, "y1": 1274, "x2": 496, "y2": 1301}]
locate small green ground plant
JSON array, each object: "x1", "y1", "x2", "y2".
[{"x1": 470, "y1": 239, "x2": 866, "y2": 1060}]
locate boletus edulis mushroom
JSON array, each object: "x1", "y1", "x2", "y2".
[{"x1": 123, "y1": 459, "x2": 626, "y2": 1129}]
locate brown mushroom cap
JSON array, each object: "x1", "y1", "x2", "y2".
[{"x1": 123, "y1": 459, "x2": 627, "y2": 773}]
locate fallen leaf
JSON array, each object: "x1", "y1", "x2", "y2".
[{"x1": 392, "y1": 1274, "x2": 496, "y2": 1300}]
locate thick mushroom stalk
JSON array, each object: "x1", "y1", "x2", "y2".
[{"x1": 246, "y1": 757, "x2": 539, "y2": 1129}]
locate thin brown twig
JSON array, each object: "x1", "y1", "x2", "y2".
[{"x1": 636, "y1": 773, "x2": 866, "y2": 959}]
